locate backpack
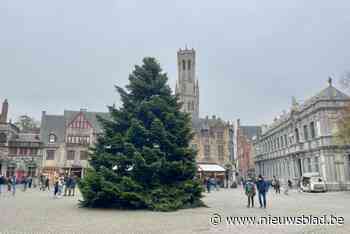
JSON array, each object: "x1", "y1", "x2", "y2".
[{"x1": 246, "y1": 182, "x2": 255, "y2": 194}]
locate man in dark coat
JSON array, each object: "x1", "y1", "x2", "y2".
[{"x1": 256, "y1": 175, "x2": 268, "y2": 208}]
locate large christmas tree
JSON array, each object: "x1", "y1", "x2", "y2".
[{"x1": 79, "y1": 57, "x2": 203, "y2": 211}]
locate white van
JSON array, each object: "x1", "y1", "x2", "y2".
[{"x1": 300, "y1": 173, "x2": 327, "y2": 192}]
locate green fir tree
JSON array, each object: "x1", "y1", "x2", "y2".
[{"x1": 79, "y1": 57, "x2": 204, "y2": 211}]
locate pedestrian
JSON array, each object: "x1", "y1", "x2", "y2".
[
  {"x1": 64, "y1": 174, "x2": 71, "y2": 196},
  {"x1": 205, "y1": 177, "x2": 211, "y2": 193},
  {"x1": 245, "y1": 177, "x2": 256, "y2": 208},
  {"x1": 45, "y1": 177, "x2": 50, "y2": 191},
  {"x1": 58, "y1": 176, "x2": 64, "y2": 197},
  {"x1": 272, "y1": 176, "x2": 280, "y2": 194},
  {"x1": 0, "y1": 174, "x2": 4, "y2": 196},
  {"x1": 23, "y1": 176, "x2": 28, "y2": 192},
  {"x1": 28, "y1": 176, "x2": 33, "y2": 189},
  {"x1": 283, "y1": 179, "x2": 289, "y2": 195},
  {"x1": 11, "y1": 175, "x2": 17, "y2": 196},
  {"x1": 288, "y1": 179, "x2": 292, "y2": 189},
  {"x1": 53, "y1": 177, "x2": 59, "y2": 198},
  {"x1": 7, "y1": 176, "x2": 11, "y2": 192},
  {"x1": 70, "y1": 175, "x2": 76, "y2": 196},
  {"x1": 209, "y1": 177, "x2": 216, "y2": 192},
  {"x1": 256, "y1": 175, "x2": 268, "y2": 208}
]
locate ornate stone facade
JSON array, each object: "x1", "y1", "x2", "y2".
[
  {"x1": 254, "y1": 79, "x2": 350, "y2": 190},
  {"x1": 175, "y1": 48, "x2": 234, "y2": 168}
]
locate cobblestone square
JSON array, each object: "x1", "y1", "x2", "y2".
[{"x1": 0, "y1": 187, "x2": 349, "y2": 234}]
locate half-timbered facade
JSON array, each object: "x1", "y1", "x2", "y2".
[{"x1": 40, "y1": 109, "x2": 109, "y2": 179}]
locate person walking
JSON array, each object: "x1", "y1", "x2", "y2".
[
  {"x1": 28, "y1": 176, "x2": 33, "y2": 189},
  {"x1": 7, "y1": 176, "x2": 11, "y2": 192},
  {"x1": 0, "y1": 174, "x2": 4, "y2": 196},
  {"x1": 256, "y1": 175, "x2": 268, "y2": 208},
  {"x1": 272, "y1": 176, "x2": 280, "y2": 194},
  {"x1": 64, "y1": 175, "x2": 71, "y2": 196},
  {"x1": 23, "y1": 176, "x2": 28, "y2": 192},
  {"x1": 45, "y1": 177, "x2": 50, "y2": 191},
  {"x1": 69, "y1": 175, "x2": 76, "y2": 196},
  {"x1": 283, "y1": 179, "x2": 289, "y2": 195},
  {"x1": 11, "y1": 175, "x2": 17, "y2": 196},
  {"x1": 245, "y1": 177, "x2": 256, "y2": 208},
  {"x1": 53, "y1": 177, "x2": 59, "y2": 198}
]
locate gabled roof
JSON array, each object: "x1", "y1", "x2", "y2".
[
  {"x1": 64, "y1": 110, "x2": 110, "y2": 132},
  {"x1": 313, "y1": 85, "x2": 348, "y2": 100},
  {"x1": 40, "y1": 110, "x2": 110, "y2": 144},
  {"x1": 40, "y1": 115, "x2": 65, "y2": 144}
]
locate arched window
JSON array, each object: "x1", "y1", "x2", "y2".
[
  {"x1": 0, "y1": 132, "x2": 7, "y2": 143},
  {"x1": 187, "y1": 60, "x2": 191, "y2": 70},
  {"x1": 49, "y1": 133, "x2": 57, "y2": 144},
  {"x1": 182, "y1": 60, "x2": 186, "y2": 70}
]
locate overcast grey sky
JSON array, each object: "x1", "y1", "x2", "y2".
[{"x1": 1, "y1": 0, "x2": 350, "y2": 125}]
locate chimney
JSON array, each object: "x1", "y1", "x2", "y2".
[{"x1": 1, "y1": 99, "x2": 8, "y2": 123}]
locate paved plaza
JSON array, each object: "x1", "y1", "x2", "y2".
[{"x1": 0, "y1": 186, "x2": 349, "y2": 234}]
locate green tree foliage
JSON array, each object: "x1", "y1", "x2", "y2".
[
  {"x1": 14, "y1": 115, "x2": 39, "y2": 132},
  {"x1": 79, "y1": 57, "x2": 203, "y2": 211}
]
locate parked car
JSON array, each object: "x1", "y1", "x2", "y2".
[{"x1": 300, "y1": 173, "x2": 327, "y2": 192}]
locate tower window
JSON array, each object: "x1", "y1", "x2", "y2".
[
  {"x1": 182, "y1": 60, "x2": 186, "y2": 70},
  {"x1": 49, "y1": 134, "x2": 57, "y2": 144},
  {"x1": 188, "y1": 60, "x2": 191, "y2": 70}
]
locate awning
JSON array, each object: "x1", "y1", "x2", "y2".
[{"x1": 197, "y1": 164, "x2": 226, "y2": 172}]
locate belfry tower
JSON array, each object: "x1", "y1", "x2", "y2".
[{"x1": 175, "y1": 48, "x2": 199, "y2": 119}]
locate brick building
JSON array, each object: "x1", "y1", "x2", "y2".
[
  {"x1": 235, "y1": 119, "x2": 261, "y2": 179},
  {"x1": 0, "y1": 99, "x2": 43, "y2": 180}
]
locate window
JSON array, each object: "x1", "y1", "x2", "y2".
[
  {"x1": 316, "y1": 121, "x2": 322, "y2": 137},
  {"x1": 49, "y1": 134, "x2": 56, "y2": 143},
  {"x1": 303, "y1": 125, "x2": 309, "y2": 141},
  {"x1": 0, "y1": 133, "x2": 6, "y2": 143},
  {"x1": 218, "y1": 145, "x2": 224, "y2": 160},
  {"x1": 314, "y1": 157, "x2": 319, "y2": 173},
  {"x1": 217, "y1": 132, "x2": 224, "y2": 141},
  {"x1": 307, "y1": 158, "x2": 312, "y2": 172},
  {"x1": 46, "y1": 150, "x2": 55, "y2": 160},
  {"x1": 9, "y1": 148, "x2": 17, "y2": 155},
  {"x1": 29, "y1": 148, "x2": 38, "y2": 156},
  {"x1": 67, "y1": 150, "x2": 75, "y2": 160},
  {"x1": 182, "y1": 60, "x2": 186, "y2": 70},
  {"x1": 80, "y1": 151, "x2": 88, "y2": 160},
  {"x1": 280, "y1": 136, "x2": 284, "y2": 148},
  {"x1": 187, "y1": 102, "x2": 191, "y2": 111},
  {"x1": 204, "y1": 145, "x2": 210, "y2": 158},
  {"x1": 310, "y1": 122, "x2": 316, "y2": 139},
  {"x1": 284, "y1": 135, "x2": 288, "y2": 146},
  {"x1": 19, "y1": 148, "x2": 27, "y2": 155},
  {"x1": 295, "y1": 128, "x2": 300, "y2": 143},
  {"x1": 187, "y1": 60, "x2": 191, "y2": 70},
  {"x1": 201, "y1": 129, "x2": 209, "y2": 137}
]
